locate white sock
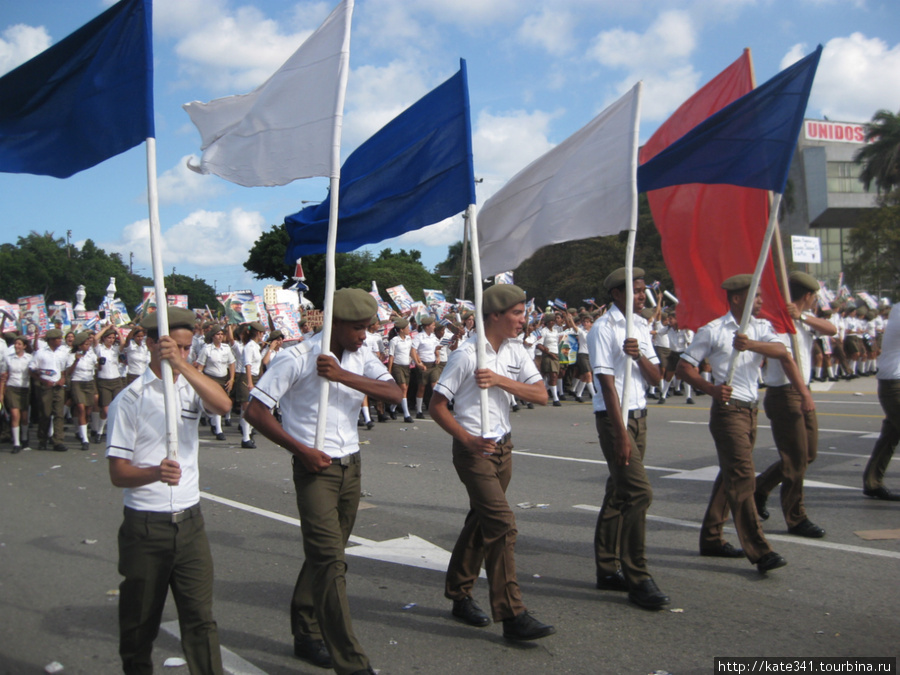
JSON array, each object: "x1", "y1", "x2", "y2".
[
  {"x1": 685, "y1": 384, "x2": 693, "y2": 399},
  {"x1": 12, "y1": 426, "x2": 20, "y2": 446},
  {"x1": 361, "y1": 406, "x2": 371, "y2": 423},
  {"x1": 99, "y1": 419, "x2": 107, "y2": 436},
  {"x1": 240, "y1": 418, "x2": 251, "y2": 442},
  {"x1": 401, "y1": 399, "x2": 411, "y2": 417},
  {"x1": 660, "y1": 379, "x2": 672, "y2": 398},
  {"x1": 556, "y1": 380, "x2": 564, "y2": 395},
  {"x1": 91, "y1": 411, "x2": 101, "y2": 433},
  {"x1": 211, "y1": 414, "x2": 222, "y2": 433},
  {"x1": 550, "y1": 387, "x2": 559, "y2": 401},
  {"x1": 587, "y1": 380, "x2": 596, "y2": 396},
  {"x1": 574, "y1": 380, "x2": 586, "y2": 397},
  {"x1": 416, "y1": 397, "x2": 424, "y2": 414}
]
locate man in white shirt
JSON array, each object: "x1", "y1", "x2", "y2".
[
  {"x1": 863, "y1": 302, "x2": 900, "y2": 501},
  {"x1": 588, "y1": 267, "x2": 668, "y2": 609},
  {"x1": 754, "y1": 272, "x2": 830, "y2": 537},
  {"x1": 412, "y1": 315, "x2": 441, "y2": 419},
  {"x1": 245, "y1": 289, "x2": 401, "y2": 675},
  {"x1": 677, "y1": 274, "x2": 808, "y2": 573},
  {"x1": 29, "y1": 328, "x2": 69, "y2": 451},
  {"x1": 430, "y1": 284, "x2": 555, "y2": 642},
  {"x1": 107, "y1": 306, "x2": 232, "y2": 675}
]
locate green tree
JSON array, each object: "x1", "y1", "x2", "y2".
[
  {"x1": 845, "y1": 202, "x2": 900, "y2": 299},
  {"x1": 433, "y1": 240, "x2": 474, "y2": 299},
  {"x1": 244, "y1": 223, "x2": 294, "y2": 283},
  {"x1": 855, "y1": 109, "x2": 900, "y2": 202},
  {"x1": 165, "y1": 273, "x2": 218, "y2": 310}
]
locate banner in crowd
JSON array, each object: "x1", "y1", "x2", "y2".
[
  {"x1": 49, "y1": 301, "x2": 74, "y2": 332},
  {"x1": 254, "y1": 296, "x2": 269, "y2": 328},
  {"x1": 494, "y1": 272, "x2": 514, "y2": 285},
  {"x1": 0, "y1": 300, "x2": 20, "y2": 332},
  {"x1": 304, "y1": 310, "x2": 324, "y2": 329},
  {"x1": 217, "y1": 290, "x2": 260, "y2": 325},
  {"x1": 386, "y1": 285, "x2": 415, "y2": 314},
  {"x1": 423, "y1": 289, "x2": 446, "y2": 306},
  {"x1": 368, "y1": 288, "x2": 394, "y2": 323},
  {"x1": 267, "y1": 303, "x2": 302, "y2": 341},
  {"x1": 18, "y1": 295, "x2": 49, "y2": 339},
  {"x1": 455, "y1": 298, "x2": 475, "y2": 312},
  {"x1": 559, "y1": 333, "x2": 578, "y2": 366},
  {"x1": 167, "y1": 294, "x2": 188, "y2": 308},
  {"x1": 857, "y1": 292, "x2": 878, "y2": 310}
]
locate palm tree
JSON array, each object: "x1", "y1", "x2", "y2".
[{"x1": 854, "y1": 109, "x2": 900, "y2": 200}]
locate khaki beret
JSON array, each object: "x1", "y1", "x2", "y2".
[
  {"x1": 868, "y1": 309, "x2": 878, "y2": 320},
  {"x1": 73, "y1": 331, "x2": 92, "y2": 347},
  {"x1": 268, "y1": 330, "x2": 284, "y2": 341},
  {"x1": 45, "y1": 329, "x2": 64, "y2": 340},
  {"x1": 299, "y1": 317, "x2": 308, "y2": 326},
  {"x1": 721, "y1": 274, "x2": 753, "y2": 291},
  {"x1": 394, "y1": 318, "x2": 410, "y2": 330},
  {"x1": 789, "y1": 271, "x2": 819, "y2": 294},
  {"x1": 331, "y1": 288, "x2": 378, "y2": 322},
  {"x1": 567, "y1": 308, "x2": 577, "y2": 315},
  {"x1": 483, "y1": 284, "x2": 526, "y2": 314},
  {"x1": 140, "y1": 306, "x2": 197, "y2": 332},
  {"x1": 419, "y1": 315, "x2": 434, "y2": 326},
  {"x1": 579, "y1": 313, "x2": 592, "y2": 322},
  {"x1": 460, "y1": 310, "x2": 474, "y2": 320},
  {"x1": 248, "y1": 321, "x2": 266, "y2": 332},
  {"x1": 640, "y1": 307, "x2": 655, "y2": 320},
  {"x1": 603, "y1": 266, "x2": 645, "y2": 291},
  {"x1": 205, "y1": 326, "x2": 223, "y2": 343}
]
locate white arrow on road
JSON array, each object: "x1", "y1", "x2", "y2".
[{"x1": 659, "y1": 465, "x2": 856, "y2": 490}]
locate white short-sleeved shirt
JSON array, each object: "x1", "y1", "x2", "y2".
[
  {"x1": 106, "y1": 369, "x2": 207, "y2": 512},
  {"x1": 231, "y1": 341, "x2": 245, "y2": 373},
  {"x1": 541, "y1": 328, "x2": 559, "y2": 355},
  {"x1": 763, "y1": 319, "x2": 815, "y2": 387},
  {"x1": 669, "y1": 328, "x2": 693, "y2": 352},
  {"x1": 413, "y1": 331, "x2": 440, "y2": 363},
  {"x1": 682, "y1": 312, "x2": 780, "y2": 403},
  {"x1": 588, "y1": 305, "x2": 659, "y2": 413},
  {"x1": 197, "y1": 343, "x2": 236, "y2": 378},
  {"x1": 70, "y1": 349, "x2": 99, "y2": 382},
  {"x1": 243, "y1": 340, "x2": 262, "y2": 377},
  {"x1": 575, "y1": 326, "x2": 589, "y2": 352},
  {"x1": 652, "y1": 322, "x2": 671, "y2": 348},
  {"x1": 389, "y1": 335, "x2": 413, "y2": 366},
  {"x1": 250, "y1": 333, "x2": 393, "y2": 458},
  {"x1": 4, "y1": 352, "x2": 32, "y2": 388},
  {"x1": 433, "y1": 335, "x2": 541, "y2": 438},
  {"x1": 126, "y1": 341, "x2": 150, "y2": 377},
  {"x1": 365, "y1": 332, "x2": 384, "y2": 359},
  {"x1": 878, "y1": 305, "x2": 900, "y2": 380},
  {"x1": 30, "y1": 345, "x2": 68, "y2": 384},
  {"x1": 95, "y1": 343, "x2": 121, "y2": 379}
]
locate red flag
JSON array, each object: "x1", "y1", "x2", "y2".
[{"x1": 639, "y1": 49, "x2": 792, "y2": 333}]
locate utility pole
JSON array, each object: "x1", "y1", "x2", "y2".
[
  {"x1": 129, "y1": 252, "x2": 134, "y2": 274},
  {"x1": 66, "y1": 230, "x2": 72, "y2": 259}
]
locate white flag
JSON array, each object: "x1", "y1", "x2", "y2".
[
  {"x1": 182, "y1": 0, "x2": 353, "y2": 187},
  {"x1": 477, "y1": 83, "x2": 642, "y2": 278}
]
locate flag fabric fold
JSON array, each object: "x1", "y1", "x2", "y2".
[
  {"x1": 283, "y1": 60, "x2": 475, "y2": 261},
  {"x1": 183, "y1": 0, "x2": 353, "y2": 187},
  {"x1": 477, "y1": 83, "x2": 641, "y2": 279},
  {"x1": 638, "y1": 49, "x2": 821, "y2": 333},
  {"x1": 0, "y1": 0, "x2": 153, "y2": 178},
  {"x1": 638, "y1": 46, "x2": 822, "y2": 195}
]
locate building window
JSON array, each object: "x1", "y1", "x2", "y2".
[{"x1": 826, "y1": 162, "x2": 871, "y2": 194}]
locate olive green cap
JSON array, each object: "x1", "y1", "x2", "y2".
[
  {"x1": 140, "y1": 306, "x2": 197, "y2": 332},
  {"x1": 248, "y1": 321, "x2": 266, "y2": 332},
  {"x1": 640, "y1": 307, "x2": 655, "y2": 320},
  {"x1": 394, "y1": 318, "x2": 409, "y2": 329},
  {"x1": 603, "y1": 266, "x2": 645, "y2": 291},
  {"x1": 45, "y1": 329, "x2": 64, "y2": 340},
  {"x1": 331, "y1": 288, "x2": 377, "y2": 322},
  {"x1": 268, "y1": 330, "x2": 284, "y2": 341},
  {"x1": 789, "y1": 271, "x2": 819, "y2": 294},
  {"x1": 483, "y1": 284, "x2": 526, "y2": 314},
  {"x1": 721, "y1": 274, "x2": 753, "y2": 291},
  {"x1": 73, "y1": 331, "x2": 92, "y2": 347},
  {"x1": 419, "y1": 315, "x2": 434, "y2": 326}
]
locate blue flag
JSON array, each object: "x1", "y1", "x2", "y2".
[
  {"x1": 0, "y1": 0, "x2": 153, "y2": 178},
  {"x1": 638, "y1": 46, "x2": 821, "y2": 195},
  {"x1": 284, "y1": 59, "x2": 475, "y2": 261}
]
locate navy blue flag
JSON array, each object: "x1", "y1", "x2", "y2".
[
  {"x1": 638, "y1": 46, "x2": 821, "y2": 195},
  {"x1": 0, "y1": 0, "x2": 153, "y2": 178},
  {"x1": 284, "y1": 59, "x2": 475, "y2": 261}
]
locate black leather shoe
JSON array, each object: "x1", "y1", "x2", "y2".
[
  {"x1": 512, "y1": 403, "x2": 520, "y2": 412},
  {"x1": 403, "y1": 416, "x2": 413, "y2": 423},
  {"x1": 756, "y1": 551, "x2": 787, "y2": 572},
  {"x1": 787, "y1": 519, "x2": 825, "y2": 538},
  {"x1": 552, "y1": 400, "x2": 561, "y2": 407},
  {"x1": 293, "y1": 633, "x2": 333, "y2": 669},
  {"x1": 502, "y1": 610, "x2": 556, "y2": 641},
  {"x1": 216, "y1": 432, "x2": 227, "y2": 441},
  {"x1": 700, "y1": 542, "x2": 745, "y2": 558},
  {"x1": 52, "y1": 443, "x2": 68, "y2": 452},
  {"x1": 628, "y1": 578, "x2": 670, "y2": 609},
  {"x1": 365, "y1": 421, "x2": 374, "y2": 430},
  {"x1": 12, "y1": 445, "x2": 22, "y2": 454},
  {"x1": 596, "y1": 570, "x2": 629, "y2": 591},
  {"x1": 81, "y1": 441, "x2": 90, "y2": 451},
  {"x1": 223, "y1": 418, "x2": 232, "y2": 426},
  {"x1": 452, "y1": 597, "x2": 491, "y2": 627},
  {"x1": 863, "y1": 486, "x2": 900, "y2": 501},
  {"x1": 378, "y1": 413, "x2": 387, "y2": 423},
  {"x1": 657, "y1": 396, "x2": 666, "y2": 405},
  {"x1": 754, "y1": 491, "x2": 769, "y2": 520},
  {"x1": 240, "y1": 439, "x2": 256, "y2": 449},
  {"x1": 415, "y1": 412, "x2": 425, "y2": 419},
  {"x1": 526, "y1": 402, "x2": 534, "y2": 409}
]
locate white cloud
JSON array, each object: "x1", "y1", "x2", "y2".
[
  {"x1": 156, "y1": 156, "x2": 227, "y2": 205},
  {"x1": 472, "y1": 109, "x2": 558, "y2": 182},
  {"x1": 107, "y1": 208, "x2": 265, "y2": 268},
  {"x1": 0, "y1": 24, "x2": 51, "y2": 76},
  {"x1": 587, "y1": 10, "x2": 701, "y2": 122},
  {"x1": 784, "y1": 34, "x2": 900, "y2": 123},
  {"x1": 382, "y1": 215, "x2": 466, "y2": 251},
  {"x1": 517, "y1": 9, "x2": 577, "y2": 56}
]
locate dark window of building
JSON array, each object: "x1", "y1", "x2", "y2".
[{"x1": 826, "y1": 161, "x2": 871, "y2": 194}]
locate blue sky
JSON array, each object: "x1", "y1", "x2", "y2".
[{"x1": 2, "y1": 0, "x2": 899, "y2": 300}]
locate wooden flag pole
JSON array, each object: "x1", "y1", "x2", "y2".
[{"x1": 145, "y1": 137, "x2": 179, "y2": 461}]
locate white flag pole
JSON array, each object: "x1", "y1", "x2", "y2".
[
  {"x1": 314, "y1": 2, "x2": 353, "y2": 452},
  {"x1": 724, "y1": 192, "x2": 784, "y2": 388},
  {"x1": 619, "y1": 81, "x2": 643, "y2": 427},
  {"x1": 465, "y1": 204, "x2": 491, "y2": 437},
  {"x1": 145, "y1": 137, "x2": 179, "y2": 460}
]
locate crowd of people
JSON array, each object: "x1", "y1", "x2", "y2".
[{"x1": 1, "y1": 273, "x2": 898, "y2": 675}]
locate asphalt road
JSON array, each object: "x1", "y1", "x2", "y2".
[{"x1": 1, "y1": 375, "x2": 898, "y2": 674}]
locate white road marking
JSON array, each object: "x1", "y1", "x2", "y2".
[
  {"x1": 571, "y1": 505, "x2": 900, "y2": 560},
  {"x1": 512, "y1": 449, "x2": 681, "y2": 473},
  {"x1": 161, "y1": 621, "x2": 268, "y2": 675},
  {"x1": 669, "y1": 420, "x2": 875, "y2": 435},
  {"x1": 658, "y1": 465, "x2": 855, "y2": 490}
]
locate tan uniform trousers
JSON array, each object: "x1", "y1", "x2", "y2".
[
  {"x1": 700, "y1": 401, "x2": 773, "y2": 564},
  {"x1": 864, "y1": 379, "x2": 900, "y2": 491},
  {"x1": 37, "y1": 383, "x2": 66, "y2": 444},
  {"x1": 445, "y1": 435, "x2": 526, "y2": 622},
  {"x1": 594, "y1": 412, "x2": 652, "y2": 586},
  {"x1": 757, "y1": 385, "x2": 818, "y2": 527}
]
